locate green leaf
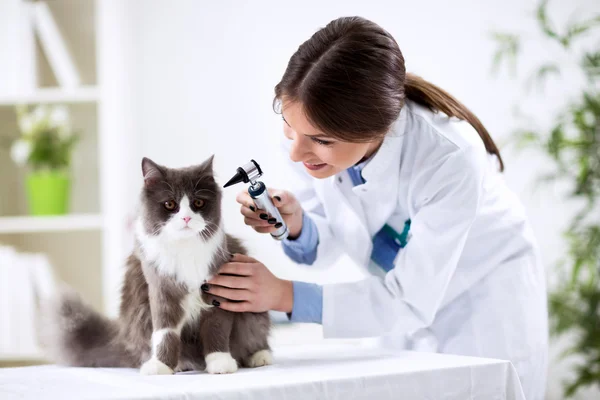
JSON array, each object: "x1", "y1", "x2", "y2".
[
  {"x1": 561, "y1": 15, "x2": 600, "y2": 47},
  {"x1": 536, "y1": 0, "x2": 560, "y2": 42},
  {"x1": 513, "y1": 130, "x2": 541, "y2": 149},
  {"x1": 571, "y1": 257, "x2": 585, "y2": 285},
  {"x1": 536, "y1": 0, "x2": 600, "y2": 49},
  {"x1": 547, "y1": 124, "x2": 565, "y2": 160},
  {"x1": 573, "y1": 155, "x2": 591, "y2": 196},
  {"x1": 583, "y1": 52, "x2": 600, "y2": 78},
  {"x1": 582, "y1": 92, "x2": 600, "y2": 116},
  {"x1": 526, "y1": 63, "x2": 560, "y2": 93},
  {"x1": 490, "y1": 32, "x2": 520, "y2": 76}
]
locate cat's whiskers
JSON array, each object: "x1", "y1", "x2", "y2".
[
  {"x1": 149, "y1": 223, "x2": 163, "y2": 237},
  {"x1": 198, "y1": 230, "x2": 208, "y2": 242},
  {"x1": 204, "y1": 221, "x2": 220, "y2": 234},
  {"x1": 198, "y1": 222, "x2": 229, "y2": 261},
  {"x1": 216, "y1": 244, "x2": 229, "y2": 262}
]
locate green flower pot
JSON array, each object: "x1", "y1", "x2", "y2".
[{"x1": 26, "y1": 170, "x2": 71, "y2": 216}]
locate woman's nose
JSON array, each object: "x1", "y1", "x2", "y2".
[{"x1": 289, "y1": 138, "x2": 309, "y2": 162}]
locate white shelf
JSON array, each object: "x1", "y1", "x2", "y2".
[
  {"x1": 0, "y1": 86, "x2": 98, "y2": 106},
  {"x1": 0, "y1": 213, "x2": 103, "y2": 234}
]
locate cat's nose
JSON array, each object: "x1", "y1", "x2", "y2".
[{"x1": 182, "y1": 216, "x2": 191, "y2": 224}]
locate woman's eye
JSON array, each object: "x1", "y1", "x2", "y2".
[
  {"x1": 163, "y1": 200, "x2": 177, "y2": 211},
  {"x1": 193, "y1": 199, "x2": 205, "y2": 209},
  {"x1": 312, "y1": 137, "x2": 333, "y2": 146}
]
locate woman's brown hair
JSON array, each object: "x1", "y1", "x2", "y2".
[{"x1": 274, "y1": 16, "x2": 504, "y2": 171}]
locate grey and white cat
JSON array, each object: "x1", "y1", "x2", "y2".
[{"x1": 44, "y1": 156, "x2": 272, "y2": 374}]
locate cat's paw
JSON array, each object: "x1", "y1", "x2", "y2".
[
  {"x1": 205, "y1": 352, "x2": 238, "y2": 374},
  {"x1": 246, "y1": 349, "x2": 273, "y2": 368},
  {"x1": 140, "y1": 358, "x2": 174, "y2": 375}
]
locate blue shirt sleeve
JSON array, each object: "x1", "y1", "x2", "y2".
[
  {"x1": 288, "y1": 281, "x2": 323, "y2": 324},
  {"x1": 281, "y1": 212, "x2": 319, "y2": 265}
]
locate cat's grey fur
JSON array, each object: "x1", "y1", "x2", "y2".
[{"x1": 43, "y1": 156, "x2": 272, "y2": 374}]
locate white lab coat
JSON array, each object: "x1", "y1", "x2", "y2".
[{"x1": 283, "y1": 100, "x2": 548, "y2": 400}]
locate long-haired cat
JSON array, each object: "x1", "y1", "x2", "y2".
[{"x1": 44, "y1": 156, "x2": 272, "y2": 374}]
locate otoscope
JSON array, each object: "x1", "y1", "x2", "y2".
[{"x1": 223, "y1": 160, "x2": 289, "y2": 241}]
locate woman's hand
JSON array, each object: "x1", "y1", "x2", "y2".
[
  {"x1": 236, "y1": 189, "x2": 304, "y2": 239},
  {"x1": 204, "y1": 254, "x2": 293, "y2": 313}
]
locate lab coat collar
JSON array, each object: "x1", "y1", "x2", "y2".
[{"x1": 360, "y1": 105, "x2": 408, "y2": 184}]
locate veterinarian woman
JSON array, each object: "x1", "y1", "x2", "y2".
[{"x1": 205, "y1": 16, "x2": 548, "y2": 399}]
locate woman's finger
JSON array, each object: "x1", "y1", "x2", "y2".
[
  {"x1": 256, "y1": 211, "x2": 274, "y2": 221},
  {"x1": 245, "y1": 217, "x2": 272, "y2": 227},
  {"x1": 214, "y1": 299, "x2": 251, "y2": 313},
  {"x1": 240, "y1": 205, "x2": 262, "y2": 219},
  {"x1": 254, "y1": 226, "x2": 276, "y2": 234},
  {"x1": 230, "y1": 253, "x2": 258, "y2": 263},
  {"x1": 218, "y1": 261, "x2": 253, "y2": 276},
  {"x1": 235, "y1": 191, "x2": 256, "y2": 209},
  {"x1": 203, "y1": 285, "x2": 250, "y2": 302},
  {"x1": 268, "y1": 190, "x2": 298, "y2": 214},
  {"x1": 238, "y1": 201, "x2": 277, "y2": 225},
  {"x1": 208, "y1": 274, "x2": 252, "y2": 290}
]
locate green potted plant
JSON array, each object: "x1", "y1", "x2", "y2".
[
  {"x1": 10, "y1": 104, "x2": 79, "y2": 216},
  {"x1": 491, "y1": 0, "x2": 599, "y2": 397}
]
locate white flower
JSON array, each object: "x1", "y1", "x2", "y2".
[
  {"x1": 32, "y1": 105, "x2": 49, "y2": 125},
  {"x1": 10, "y1": 139, "x2": 31, "y2": 166},
  {"x1": 17, "y1": 113, "x2": 34, "y2": 135},
  {"x1": 49, "y1": 106, "x2": 69, "y2": 129}
]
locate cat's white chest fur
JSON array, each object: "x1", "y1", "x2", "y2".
[
  {"x1": 180, "y1": 290, "x2": 210, "y2": 328},
  {"x1": 135, "y1": 217, "x2": 224, "y2": 289}
]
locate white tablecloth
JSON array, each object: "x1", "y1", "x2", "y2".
[{"x1": 0, "y1": 342, "x2": 524, "y2": 400}]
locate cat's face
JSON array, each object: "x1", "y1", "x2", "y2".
[{"x1": 139, "y1": 156, "x2": 222, "y2": 241}]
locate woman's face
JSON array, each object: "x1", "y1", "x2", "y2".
[{"x1": 281, "y1": 101, "x2": 383, "y2": 179}]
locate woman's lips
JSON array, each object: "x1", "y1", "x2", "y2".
[{"x1": 303, "y1": 162, "x2": 327, "y2": 171}]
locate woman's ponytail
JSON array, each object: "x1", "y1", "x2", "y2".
[{"x1": 405, "y1": 73, "x2": 504, "y2": 171}]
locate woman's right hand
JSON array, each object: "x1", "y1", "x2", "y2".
[{"x1": 236, "y1": 189, "x2": 304, "y2": 239}]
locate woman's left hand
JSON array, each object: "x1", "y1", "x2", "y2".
[{"x1": 204, "y1": 254, "x2": 293, "y2": 313}]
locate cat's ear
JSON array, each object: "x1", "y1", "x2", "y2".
[
  {"x1": 141, "y1": 157, "x2": 165, "y2": 187},
  {"x1": 201, "y1": 154, "x2": 215, "y2": 172}
]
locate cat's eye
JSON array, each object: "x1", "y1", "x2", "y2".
[
  {"x1": 163, "y1": 200, "x2": 177, "y2": 211},
  {"x1": 193, "y1": 199, "x2": 205, "y2": 209}
]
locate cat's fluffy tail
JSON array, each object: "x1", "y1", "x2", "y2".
[{"x1": 42, "y1": 287, "x2": 136, "y2": 368}]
